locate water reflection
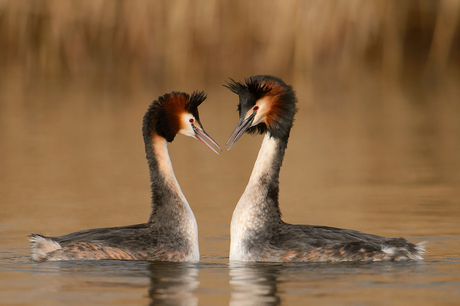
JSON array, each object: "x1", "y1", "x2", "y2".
[
  {"x1": 23, "y1": 260, "x2": 200, "y2": 305},
  {"x1": 1, "y1": 65, "x2": 460, "y2": 305},
  {"x1": 229, "y1": 262, "x2": 281, "y2": 306},
  {"x1": 148, "y1": 262, "x2": 199, "y2": 306},
  {"x1": 228, "y1": 260, "x2": 442, "y2": 305}
]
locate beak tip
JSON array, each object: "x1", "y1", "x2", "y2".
[
  {"x1": 193, "y1": 128, "x2": 221, "y2": 155},
  {"x1": 226, "y1": 112, "x2": 256, "y2": 151}
]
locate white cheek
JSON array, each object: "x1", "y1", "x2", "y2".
[
  {"x1": 178, "y1": 113, "x2": 195, "y2": 137},
  {"x1": 252, "y1": 113, "x2": 264, "y2": 126},
  {"x1": 251, "y1": 97, "x2": 270, "y2": 126}
]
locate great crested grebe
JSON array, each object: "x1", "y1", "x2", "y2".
[
  {"x1": 29, "y1": 91, "x2": 220, "y2": 262},
  {"x1": 225, "y1": 75, "x2": 425, "y2": 262}
]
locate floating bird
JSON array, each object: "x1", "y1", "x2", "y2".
[
  {"x1": 225, "y1": 75, "x2": 425, "y2": 262},
  {"x1": 30, "y1": 91, "x2": 220, "y2": 262}
]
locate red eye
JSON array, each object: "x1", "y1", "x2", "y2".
[
  {"x1": 189, "y1": 118, "x2": 194, "y2": 123},
  {"x1": 253, "y1": 106, "x2": 259, "y2": 111}
]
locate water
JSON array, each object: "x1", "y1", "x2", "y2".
[{"x1": 1, "y1": 78, "x2": 460, "y2": 305}]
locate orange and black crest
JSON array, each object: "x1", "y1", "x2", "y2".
[
  {"x1": 143, "y1": 91, "x2": 207, "y2": 142},
  {"x1": 225, "y1": 75, "x2": 298, "y2": 139}
]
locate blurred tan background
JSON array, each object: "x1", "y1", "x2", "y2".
[
  {"x1": 1, "y1": 0, "x2": 460, "y2": 256},
  {"x1": 1, "y1": 0, "x2": 459, "y2": 91},
  {"x1": 1, "y1": 3, "x2": 460, "y2": 305}
]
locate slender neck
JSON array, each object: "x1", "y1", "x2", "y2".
[
  {"x1": 239, "y1": 133, "x2": 288, "y2": 222},
  {"x1": 143, "y1": 133, "x2": 189, "y2": 224}
]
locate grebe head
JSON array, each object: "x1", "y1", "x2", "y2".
[
  {"x1": 225, "y1": 75, "x2": 298, "y2": 149},
  {"x1": 143, "y1": 91, "x2": 221, "y2": 154}
]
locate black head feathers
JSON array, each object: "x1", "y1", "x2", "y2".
[
  {"x1": 225, "y1": 75, "x2": 298, "y2": 139},
  {"x1": 225, "y1": 77, "x2": 271, "y2": 101},
  {"x1": 143, "y1": 91, "x2": 207, "y2": 142}
]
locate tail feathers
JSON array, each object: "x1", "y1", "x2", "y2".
[
  {"x1": 382, "y1": 239, "x2": 426, "y2": 261},
  {"x1": 29, "y1": 233, "x2": 62, "y2": 262}
]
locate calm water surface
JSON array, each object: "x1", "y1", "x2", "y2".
[{"x1": 1, "y1": 79, "x2": 459, "y2": 305}]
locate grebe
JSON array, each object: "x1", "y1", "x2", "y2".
[
  {"x1": 29, "y1": 91, "x2": 220, "y2": 262},
  {"x1": 225, "y1": 75, "x2": 425, "y2": 262}
]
